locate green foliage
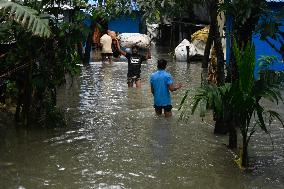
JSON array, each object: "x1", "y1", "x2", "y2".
[
  {"x1": 62, "y1": 48, "x2": 81, "y2": 76},
  {"x1": 232, "y1": 38, "x2": 255, "y2": 93},
  {"x1": 137, "y1": 0, "x2": 199, "y2": 22},
  {"x1": 91, "y1": 6, "x2": 109, "y2": 22},
  {"x1": 0, "y1": 0, "x2": 51, "y2": 38},
  {"x1": 38, "y1": 91, "x2": 66, "y2": 127},
  {"x1": 0, "y1": 20, "x2": 14, "y2": 43},
  {"x1": 257, "y1": 6, "x2": 284, "y2": 39},
  {"x1": 0, "y1": 0, "x2": 87, "y2": 127},
  {"x1": 180, "y1": 39, "x2": 283, "y2": 167},
  {"x1": 255, "y1": 7, "x2": 284, "y2": 56},
  {"x1": 90, "y1": 0, "x2": 136, "y2": 21},
  {"x1": 258, "y1": 56, "x2": 278, "y2": 69},
  {"x1": 219, "y1": 0, "x2": 266, "y2": 25},
  {"x1": 5, "y1": 80, "x2": 18, "y2": 99}
]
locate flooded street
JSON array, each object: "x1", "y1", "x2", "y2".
[{"x1": 0, "y1": 46, "x2": 284, "y2": 189}]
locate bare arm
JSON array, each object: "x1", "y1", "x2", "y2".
[
  {"x1": 151, "y1": 84, "x2": 154, "y2": 94},
  {"x1": 146, "y1": 48, "x2": 151, "y2": 59},
  {"x1": 99, "y1": 37, "x2": 103, "y2": 47},
  {"x1": 116, "y1": 40, "x2": 126, "y2": 56},
  {"x1": 168, "y1": 83, "x2": 182, "y2": 92}
]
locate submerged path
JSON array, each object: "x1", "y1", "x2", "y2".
[{"x1": 0, "y1": 47, "x2": 284, "y2": 189}]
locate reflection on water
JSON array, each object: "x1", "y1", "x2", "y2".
[
  {"x1": 0, "y1": 46, "x2": 284, "y2": 189},
  {"x1": 152, "y1": 118, "x2": 172, "y2": 167}
]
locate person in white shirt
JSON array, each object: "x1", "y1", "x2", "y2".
[{"x1": 100, "y1": 30, "x2": 113, "y2": 64}]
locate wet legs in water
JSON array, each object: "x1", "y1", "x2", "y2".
[
  {"x1": 102, "y1": 55, "x2": 113, "y2": 64},
  {"x1": 128, "y1": 79, "x2": 141, "y2": 88},
  {"x1": 155, "y1": 109, "x2": 172, "y2": 118}
]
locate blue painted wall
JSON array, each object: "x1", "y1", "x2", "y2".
[
  {"x1": 253, "y1": 25, "x2": 284, "y2": 72},
  {"x1": 253, "y1": 3, "x2": 284, "y2": 75},
  {"x1": 108, "y1": 15, "x2": 142, "y2": 33},
  {"x1": 226, "y1": 2, "x2": 284, "y2": 78}
]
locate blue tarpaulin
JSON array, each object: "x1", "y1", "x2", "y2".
[{"x1": 108, "y1": 15, "x2": 142, "y2": 33}]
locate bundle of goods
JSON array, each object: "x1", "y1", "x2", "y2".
[
  {"x1": 191, "y1": 26, "x2": 210, "y2": 56},
  {"x1": 118, "y1": 33, "x2": 151, "y2": 49},
  {"x1": 174, "y1": 26, "x2": 226, "y2": 61}
]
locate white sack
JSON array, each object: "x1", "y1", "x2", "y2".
[
  {"x1": 175, "y1": 39, "x2": 197, "y2": 61},
  {"x1": 118, "y1": 33, "x2": 151, "y2": 49}
]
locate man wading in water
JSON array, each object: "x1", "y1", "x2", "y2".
[
  {"x1": 150, "y1": 59, "x2": 182, "y2": 117},
  {"x1": 118, "y1": 45, "x2": 151, "y2": 88},
  {"x1": 100, "y1": 30, "x2": 113, "y2": 64}
]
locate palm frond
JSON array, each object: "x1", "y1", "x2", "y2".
[
  {"x1": 0, "y1": 0, "x2": 51, "y2": 38},
  {"x1": 258, "y1": 55, "x2": 277, "y2": 70},
  {"x1": 255, "y1": 103, "x2": 268, "y2": 133},
  {"x1": 264, "y1": 87, "x2": 281, "y2": 104},
  {"x1": 179, "y1": 89, "x2": 190, "y2": 110},
  {"x1": 233, "y1": 39, "x2": 255, "y2": 93},
  {"x1": 267, "y1": 110, "x2": 284, "y2": 128},
  {"x1": 191, "y1": 95, "x2": 204, "y2": 115},
  {"x1": 189, "y1": 84, "x2": 226, "y2": 117}
]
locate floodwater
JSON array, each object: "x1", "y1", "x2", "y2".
[{"x1": 0, "y1": 46, "x2": 284, "y2": 189}]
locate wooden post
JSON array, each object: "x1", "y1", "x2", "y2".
[
  {"x1": 170, "y1": 24, "x2": 173, "y2": 47},
  {"x1": 186, "y1": 45, "x2": 190, "y2": 64}
]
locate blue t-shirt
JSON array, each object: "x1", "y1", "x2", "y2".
[{"x1": 150, "y1": 70, "x2": 174, "y2": 106}]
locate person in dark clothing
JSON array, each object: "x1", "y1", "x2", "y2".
[
  {"x1": 118, "y1": 45, "x2": 151, "y2": 88},
  {"x1": 112, "y1": 38, "x2": 121, "y2": 58}
]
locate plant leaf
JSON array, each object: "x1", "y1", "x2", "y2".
[{"x1": 0, "y1": 0, "x2": 51, "y2": 38}]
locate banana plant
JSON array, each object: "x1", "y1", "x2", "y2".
[
  {"x1": 0, "y1": 0, "x2": 51, "y2": 38},
  {"x1": 180, "y1": 39, "x2": 284, "y2": 168}
]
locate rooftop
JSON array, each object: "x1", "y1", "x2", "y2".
[{"x1": 266, "y1": 0, "x2": 284, "y2": 2}]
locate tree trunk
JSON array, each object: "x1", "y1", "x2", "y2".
[
  {"x1": 212, "y1": 0, "x2": 225, "y2": 86},
  {"x1": 236, "y1": 0, "x2": 263, "y2": 47},
  {"x1": 228, "y1": 121, "x2": 237, "y2": 149},
  {"x1": 214, "y1": 35, "x2": 225, "y2": 85},
  {"x1": 15, "y1": 90, "x2": 22, "y2": 122},
  {"x1": 241, "y1": 137, "x2": 249, "y2": 168},
  {"x1": 77, "y1": 42, "x2": 84, "y2": 61},
  {"x1": 202, "y1": 26, "x2": 214, "y2": 68},
  {"x1": 213, "y1": 111, "x2": 228, "y2": 135},
  {"x1": 214, "y1": 117, "x2": 228, "y2": 134},
  {"x1": 83, "y1": 32, "x2": 93, "y2": 64},
  {"x1": 211, "y1": 0, "x2": 226, "y2": 134},
  {"x1": 22, "y1": 62, "x2": 33, "y2": 126}
]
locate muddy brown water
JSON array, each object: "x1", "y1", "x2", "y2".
[{"x1": 0, "y1": 46, "x2": 284, "y2": 189}]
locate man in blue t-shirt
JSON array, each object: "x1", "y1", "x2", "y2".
[{"x1": 150, "y1": 59, "x2": 182, "y2": 117}]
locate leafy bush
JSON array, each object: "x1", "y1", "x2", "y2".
[{"x1": 180, "y1": 39, "x2": 284, "y2": 168}]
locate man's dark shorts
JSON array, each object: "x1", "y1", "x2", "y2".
[
  {"x1": 154, "y1": 105, "x2": 173, "y2": 112},
  {"x1": 127, "y1": 75, "x2": 141, "y2": 84},
  {"x1": 101, "y1": 53, "x2": 113, "y2": 58}
]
